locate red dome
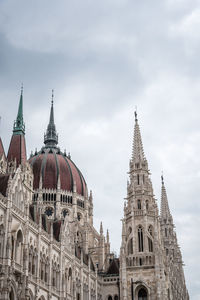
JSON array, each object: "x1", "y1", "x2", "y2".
[{"x1": 29, "y1": 148, "x2": 87, "y2": 197}]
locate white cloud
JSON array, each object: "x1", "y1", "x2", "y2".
[{"x1": 0, "y1": 0, "x2": 199, "y2": 298}]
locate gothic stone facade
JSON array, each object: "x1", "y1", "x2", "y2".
[{"x1": 0, "y1": 92, "x2": 189, "y2": 300}]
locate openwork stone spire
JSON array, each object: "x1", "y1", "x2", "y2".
[
  {"x1": 13, "y1": 86, "x2": 25, "y2": 135},
  {"x1": 44, "y1": 90, "x2": 58, "y2": 148},
  {"x1": 161, "y1": 175, "x2": 171, "y2": 218},
  {"x1": 132, "y1": 111, "x2": 146, "y2": 163}
]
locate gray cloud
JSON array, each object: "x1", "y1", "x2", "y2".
[{"x1": 0, "y1": 0, "x2": 200, "y2": 298}]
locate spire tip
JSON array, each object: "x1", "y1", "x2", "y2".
[
  {"x1": 161, "y1": 171, "x2": 164, "y2": 184},
  {"x1": 134, "y1": 110, "x2": 138, "y2": 122},
  {"x1": 51, "y1": 89, "x2": 54, "y2": 105},
  {"x1": 21, "y1": 83, "x2": 23, "y2": 95}
]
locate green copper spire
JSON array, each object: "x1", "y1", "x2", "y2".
[
  {"x1": 13, "y1": 86, "x2": 25, "y2": 135},
  {"x1": 44, "y1": 90, "x2": 58, "y2": 148}
]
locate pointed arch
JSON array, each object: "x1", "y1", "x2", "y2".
[{"x1": 138, "y1": 287, "x2": 148, "y2": 300}]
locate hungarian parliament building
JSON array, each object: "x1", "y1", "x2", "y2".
[{"x1": 0, "y1": 90, "x2": 189, "y2": 300}]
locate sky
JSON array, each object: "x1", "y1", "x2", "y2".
[{"x1": 0, "y1": 0, "x2": 200, "y2": 298}]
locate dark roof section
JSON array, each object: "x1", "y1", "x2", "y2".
[
  {"x1": 107, "y1": 258, "x2": 119, "y2": 275},
  {"x1": 29, "y1": 148, "x2": 87, "y2": 196},
  {"x1": 0, "y1": 174, "x2": 9, "y2": 197},
  {"x1": 7, "y1": 134, "x2": 27, "y2": 167}
]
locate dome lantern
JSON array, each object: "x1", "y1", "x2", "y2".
[{"x1": 44, "y1": 90, "x2": 58, "y2": 148}]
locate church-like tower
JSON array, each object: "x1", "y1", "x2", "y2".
[
  {"x1": 120, "y1": 112, "x2": 167, "y2": 300},
  {"x1": 160, "y1": 176, "x2": 189, "y2": 300}
]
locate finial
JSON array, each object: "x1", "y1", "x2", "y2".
[
  {"x1": 51, "y1": 89, "x2": 54, "y2": 105},
  {"x1": 100, "y1": 221, "x2": 103, "y2": 234},
  {"x1": 134, "y1": 106, "x2": 138, "y2": 122},
  {"x1": 21, "y1": 83, "x2": 23, "y2": 95},
  {"x1": 161, "y1": 171, "x2": 164, "y2": 184}
]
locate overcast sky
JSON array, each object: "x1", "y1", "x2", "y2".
[{"x1": 0, "y1": 0, "x2": 200, "y2": 298}]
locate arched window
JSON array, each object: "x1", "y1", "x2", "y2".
[
  {"x1": 139, "y1": 258, "x2": 142, "y2": 266},
  {"x1": 128, "y1": 238, "x2": 133, "y2": 255},
  {"x1": 165, "y1": 228, "x2": 167, "y2": 237},
  {"x1": 146, "y1": 200, "x2": 149, "y2": 210},
  {"x1": 137, "y1": 200, "x2": 141, "y2": 210},
  {"x1": 128, "y1": 227, "x2": 132, "y2": 235},
  {"x1": 138, "y1": 287, "x2": 147, "y2": 300},
  {"x1": 114, "y1": 296, "x2": 119, "y2": 300},
  {"x1": 137, "y1": 174, "x2": 140, "y2": 185},
  {"x1": 9, "y1": 287, "x2": 15, "y2": 300},
  {"x1": 148, "y1": 226, "x2": 153, "y2": 236},
  {"x1": 138, "y1": 226, "x2": 143, "y2": 252},
  {"x1": 15, "y1": 230, "x2": 23, "y2": 265},
  {"x1": 68, "y1": 268, "x2": 72, "y2": 294},
  {"x1": 148, "y1": 237, "x2": 153, "y2": 252},
  {"x1": 108, "y1": 296, "x2": 112, "y2": 300}
]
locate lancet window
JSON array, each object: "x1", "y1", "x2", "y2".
[
  {"x1": 15, "y1": 230, "x2": 23, "y2": 265},
  {"x1": 138, "y1": 287, "x2": 147, "y2": 300},
  {"x1": 146, "y1": 200, "x2": 149, "y2": 210},
  {"x1": 137, "y1": 200, "x2": 141, "y2": 210},
  {"x1": 138, "y1": 226, "x2": 144, "y2": 252}
]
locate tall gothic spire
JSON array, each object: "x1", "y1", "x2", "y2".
[
  {"x1": 132, "y1": 111, "x2": 146, "y2": 163},
  {"x1": 44, "y1": 90, "x2": 58, "y2": 148},
  {"x1": 13, "y1": 85, "x2": 25, "y2": 135},
  {"x1": 161, "y1": 175, "x2": 171, "y2": 218}
]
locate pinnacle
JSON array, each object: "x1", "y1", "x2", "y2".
[
  {"x1": 161, "y1": 175, "x2": 171, "y2": 218},
  {"x1": 132, "y1": 111, "x2": 146, "y2": 163},
  {"x1": 100, "y1": 221, "x2": 103, "y2": 235}
]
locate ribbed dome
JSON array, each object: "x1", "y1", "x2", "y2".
[
  {"x1": 29, "y1": 148, "x2": 87, "y2": 197},
  {"x1": 29, "y1": 96, "x2": 87, "y2": 197}
]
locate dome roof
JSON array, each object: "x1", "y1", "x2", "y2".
[
  {"x1": 29, "y1": 148, "x2": 87, "y2": 196},
  {"x1": 29, "y1": 95, "x2": 87, "y2": 197}
]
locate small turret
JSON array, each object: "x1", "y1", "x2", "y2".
[
  {"x1": 7, "y1": 87, "x2": 27, "y2": 167},
  {"x1": 106, "y1": 229, "x2": 109, "y2": 243},
  {"x1": 160, "y1": 174, "x2": 171, "y2": 219},
  {"x1": 100, "y1": 221, "x2": 103, "y2": 235}
]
